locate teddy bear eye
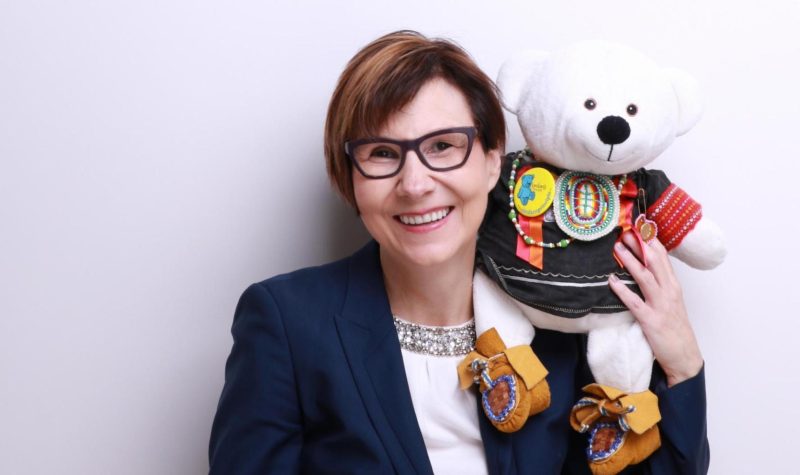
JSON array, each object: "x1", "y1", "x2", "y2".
[
  {"x1": 584, "y1": 99, "x2": 596, "y2": 110},
  {"x1": 626, "y1": 104, "x2": 638, "y2": 116}
]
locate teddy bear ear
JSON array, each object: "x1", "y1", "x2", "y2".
[
  {"x1": 663, "y1": 67, "x2": 704, "y2": 136},
  {"x1": 497, "y1": 50, "x2": 550, "y2": 114}
]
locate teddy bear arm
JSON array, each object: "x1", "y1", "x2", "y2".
[
  {"x1": 643, "y1": 179, "x2": 725, "y2": 269},
  {"x1": 668, "y1": 218, "x2": 727, "y2": 270}
]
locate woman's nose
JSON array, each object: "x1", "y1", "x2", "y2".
[{"x1": 396, "y1": 151, "x2": 435, "y2": 197}]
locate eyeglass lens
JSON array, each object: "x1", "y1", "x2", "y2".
[{"x1": 351, "y1": 130, "x2": 471, "y2": 177}]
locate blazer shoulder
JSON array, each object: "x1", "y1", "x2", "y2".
[{"x1": 245, "y1": 240, "x2": 379, "y2": 320}]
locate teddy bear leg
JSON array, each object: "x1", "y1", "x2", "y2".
[
  {"x1": 586, "y1": 319, "x2": 652, "y2": 393},
  {"x1": 571, "y1": 321, "x2": 661, "y2": 474},
  {"x1": 472, "y1": 270, "x2": 535, "y2": 346},
  {"x1": 464, "y1": 272, "x2": 551, "y2": 432}
]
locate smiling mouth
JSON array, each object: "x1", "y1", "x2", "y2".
[{"x1": 396, "y1": 207, "x2": 452, "y2": 226}]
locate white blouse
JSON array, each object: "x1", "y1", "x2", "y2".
[{"x1": 395, "y1": 317, "x2": 488, "y2": 475}]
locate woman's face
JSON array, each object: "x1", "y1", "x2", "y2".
[{"x1": 352, "y1": 78, "x2": 501, "y2": 268}]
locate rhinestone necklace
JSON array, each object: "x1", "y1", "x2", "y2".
[{"x1": 393, "y1": 315, "x2": 476, "y2": 357}]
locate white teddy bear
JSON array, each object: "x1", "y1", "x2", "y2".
[{"x1": 469, "y1": 41, "x2": 726, "y2": 474}]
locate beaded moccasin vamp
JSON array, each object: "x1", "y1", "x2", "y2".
[
  {"x1": 570, "y1": 384, "x2": 661, "y2": 474},
  {"x1": 458, "y1": 328, "x2": 550, "y2": 433}
]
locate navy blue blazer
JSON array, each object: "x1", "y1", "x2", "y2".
[{"x1": 209, "y1": 241, "x2": 709, "y2": 474}]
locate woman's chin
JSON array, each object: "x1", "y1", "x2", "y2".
[{"x1": 388, "y1": 239, "x2": 472, "y2": 269}]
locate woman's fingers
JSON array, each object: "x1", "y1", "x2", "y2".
[
  {"x1": 645, "y1": 237, "x2": 681, "y2": 290},
  {"x1": 611, "y1": 232, "x2": 703, "y2": 387},
  {"x1": 608, "y1": 273, "x2": 651, "y2": 323},
  {"x1": 620, "y1": 230, "x2": 645, "y2": 262},
  {"x1": 619, "y1": 231, "x2": 678, "y2": 289},
  {"x1": 613, "y1": 240, "x2": 658, "y2": 302}
]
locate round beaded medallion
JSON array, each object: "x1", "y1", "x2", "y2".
[
  {"x1": 553, "y1": 171, "x2": 621, "y2": 241},
  {"x1": 481, "y1": 374, "x2": 518, "y2": 423},
  {"x1": 586, "y1": 422, "x2": 627, "y2": 462}
]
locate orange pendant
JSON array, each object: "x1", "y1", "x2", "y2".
[{"x1": 635, "y1": 214, "x2": 658, "y2": 242}]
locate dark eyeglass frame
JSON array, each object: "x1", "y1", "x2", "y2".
[{"x1": 344, "y1": 126, "x2": 478, "y2": 179}]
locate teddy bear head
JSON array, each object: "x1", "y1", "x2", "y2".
[{"x1": 497, "y1": 40, "x2": 703, "y2": 175}]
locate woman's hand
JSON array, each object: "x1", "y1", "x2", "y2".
[{"x1": 608, "y1": 231, "x2": 704, "y2": 387}]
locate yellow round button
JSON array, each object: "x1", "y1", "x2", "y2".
[{"x1": 513, "y1": 167, "x2": 555, "y2": 217}]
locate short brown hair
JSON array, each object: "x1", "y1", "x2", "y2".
[{"x1": 324, "y1": 30, "x2": 506, "y2": 209}]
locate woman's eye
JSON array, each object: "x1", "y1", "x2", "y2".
[
  {"x1": 433, "y1": 141, "x2": 453, "y2": 151},
  {"x1": 423, "y1": 141, "x2": 454, "y2": 157},
  {"x1": 370, "y1": 147, "x2": 398, "y2": 159}
]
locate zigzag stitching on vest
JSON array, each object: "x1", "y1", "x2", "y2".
[
  {"x1": 484, "y1": 256, "x2": 629, "y2": 314},
  {"x1": 495, "y1": 265, "x2": 633, "y2": 280},
  {"x1": 523, "y1": 301, "x2": 627, "y2": 314}
]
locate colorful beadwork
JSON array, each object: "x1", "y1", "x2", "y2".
[
  {"x1": 646, "y1": 183, "x2": 702, "y2": 250},
  {"x1": 553, "y1": 171, "x2": 625, "y2": 241},
  {"x1": 481, "y1": 374, "x2": 518, "y2": 423},
  {"x1": 586, "y1": 422, "x2": 627, "y2": 462}
]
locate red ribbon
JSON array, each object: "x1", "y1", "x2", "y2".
[
  {"x1": 515, "y1": 214, "x2": 544, "y2": 270},
  {"x1": 513, "y1": 164, "x2": 547, "y2": 270}
]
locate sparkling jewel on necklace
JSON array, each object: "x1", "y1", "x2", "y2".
[{"x1": 393, "y1": 316, "x2": 476, "y2": 357}]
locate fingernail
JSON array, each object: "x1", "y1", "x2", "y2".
[
  {"x1": 609, "y1": 273, "x2": 619, "y2": 282},
  {"x1": 614, "y1": 242, "x2": 626, "y2": 252}
]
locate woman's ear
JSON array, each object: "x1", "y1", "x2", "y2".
[{"x1": 485, "y1": 148, "x2": 502, "y2": 192}]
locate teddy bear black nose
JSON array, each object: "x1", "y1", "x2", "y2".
[{"x1": 596, "y1": 116, "x2": 631, "y2": 145}]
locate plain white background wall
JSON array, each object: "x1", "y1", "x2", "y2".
[{"x1": 2, "y1": 0, "x2": 798, "y2": 473}]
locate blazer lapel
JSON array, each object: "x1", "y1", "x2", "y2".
[
  {"x1": 478, "y1": 401, "x2": 515, "y2": 475},
  {"x1": 334, "y1": 242, "x2": 433, "y2": 475}
]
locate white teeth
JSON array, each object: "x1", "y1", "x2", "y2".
[{"x1": 399, "y1": 208, "x2": 450, "y2": 225}]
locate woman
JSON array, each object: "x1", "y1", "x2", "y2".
[{"x1": 208, "y1": 30, "x2": 708, "y2": 474}]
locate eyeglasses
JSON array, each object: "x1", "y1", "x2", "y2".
[{"x1": 345, "y1": 126, "x2": 477, "y2": 179}]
